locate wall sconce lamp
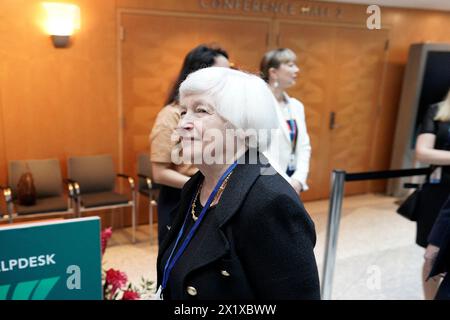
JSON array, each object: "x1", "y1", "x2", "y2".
[{"x1": 42, "y1": 2, "x2": 80, "y2": 48}]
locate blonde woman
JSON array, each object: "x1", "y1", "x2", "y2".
[
  {"x1": 415, "y1": 88, "x2": 450, "y2": 299},
  {"x1": 259, "y1": 48, "x2": 311, "y2": 194}
]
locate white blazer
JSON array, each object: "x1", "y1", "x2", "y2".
[{"x1": 264, "y1": 93, "x2": 312, "y2": 191}]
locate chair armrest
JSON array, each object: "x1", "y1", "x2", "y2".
[
  {"x1": 62, "y1": 179, "x2": 77, "y2": 199},
  {"x1": 403, "y1": 183, "x2": 420, "y2": 189},
  {"x1": 64, "y1": 179, "x2": 80, "y2": 196},
  {"x1": 117, "y1": 174, "x2": 135, "y2": 190},
  {"x1": 0, "y1": 185, "x2": 12, "y2": 203},
  {"x1": 1, "y1": 185, "x2": 14, "y2": 221},
  {"x1": 137, "y1": 174, "x2": 153, "y2": 189}
]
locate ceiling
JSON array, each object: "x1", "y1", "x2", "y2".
[{"x1": 316, "y1": 0, "x2": 450, "y2": 11}]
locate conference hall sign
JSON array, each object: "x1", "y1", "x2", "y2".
[{"x1": 198, "y1": 0, "x2": 344, "y2": 19}]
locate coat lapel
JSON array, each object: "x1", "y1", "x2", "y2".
[
  {"x1": 180, "y1": 151, "x2": 268, "y2": 276},
  {"x1": 156, "y1": 172, "x2": 203, "y2": 285},
  {"x1": 157, "y1": 151, "x2": 271, "y2": 285}
]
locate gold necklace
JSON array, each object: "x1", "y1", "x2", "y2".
[{"x1": 191, "y1": 172, "x2": 233, "y2": 221}]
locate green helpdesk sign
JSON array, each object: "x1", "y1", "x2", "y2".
[{"x1": 0, "y1": 217, "x2": 102, "y2": 300}]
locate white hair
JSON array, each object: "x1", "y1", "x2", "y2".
[{"x1": 179, "y1": 67, "x2": 280, "y2": 151}]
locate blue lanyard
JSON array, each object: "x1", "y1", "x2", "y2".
[
  {"x1": 284, "y1": 104, "x2": 297, "y2": 153},
  {"x1": 161, "y1": 161, "x2": 238, "y2": 292},
  {"x1": 287, "y1": 118, "x2": 297, "y2": 153},
  {"x1": 288, "y1": 119, "x2": 296, "y2": 140}
]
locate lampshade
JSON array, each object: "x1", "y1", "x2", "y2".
[{"x1": 42, "y1": 2, "x2": 80, "y2": 47}]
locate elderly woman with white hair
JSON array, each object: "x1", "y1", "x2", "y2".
[{"x1": 156, "y1": 67, "x2": 320, "y2": 300}]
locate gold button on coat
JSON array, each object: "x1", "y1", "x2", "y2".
[
  {"x1": 186, "y1": 286, "x2": 198, "y2": 296},
  {"x1": 221, "y1": 270, "x2": 231, "y2": 277}
]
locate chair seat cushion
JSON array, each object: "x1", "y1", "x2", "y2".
[
  {"x1": 81, "y1": 192, "x2": 130, "y2": 208},
  {"x1": 138, "y1": 188, "x2": 160, "y2": 199},
  {"x1": 15, "y1": 196, "x2": 68, "y2": 215},
  {"x1": 138, "y1": 188, "x2": 150, "y2": 197}
]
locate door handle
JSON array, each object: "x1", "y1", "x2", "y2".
[{"x1": 329, "y1": 112, "x2": 340, "y2": 130}]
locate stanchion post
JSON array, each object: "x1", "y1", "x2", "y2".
[{"x1": 321, "y1": 170, "x2": 346, "y2": 300}]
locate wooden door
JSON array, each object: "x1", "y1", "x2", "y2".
[
  {"x1": 278, "y1": 23, "x2": 335, "y2": 200},
  {"x1": 330, "y1": 27, "x2": 388, "y2": 195},
  {"x1": 120, "y1": 12, "x2": 270, "y2": 221},
  {"x1": 278, "y1": 22, "x2": 388, "y2": 200},
  {"x1": 120, "y1": 12, "x2": 270, "y2": 175}
]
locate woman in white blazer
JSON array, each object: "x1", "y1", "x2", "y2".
[{"x1": 260, "y1": 48, "x2": 311, "y2": 194}]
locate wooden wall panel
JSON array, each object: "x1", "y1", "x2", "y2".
[
  {"x1": 331, "y1": 27, "x2": 388, "y2": 195},
  {"x1": 0, "y1": 59, "x2": 6, "y2": 188},
  {"x1": 0, "y1": 0, "x2": 119, "y2": 229},
  {"x1": 279, "y1": 23, "x2": 388, "y2": 200},
  {"x1": 0, "y1": 0, "x2": 118, "y2": 172}
]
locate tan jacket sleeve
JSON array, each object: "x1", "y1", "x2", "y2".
[{"x1": 150, "y1": 105, "x2": 180, "y2": 164}]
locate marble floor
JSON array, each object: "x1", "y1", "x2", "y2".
[{"x1": 102, "y1": 193, "x2": 426, "y2": 300}]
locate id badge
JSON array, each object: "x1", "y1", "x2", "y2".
[{"x1": 288, "y1": 153, "x2": 296, "y2": 171}]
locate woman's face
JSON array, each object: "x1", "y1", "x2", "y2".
[
  {"x1": 270, "y1": 60, "x2": 299, "y2": 89},
  {"x1": 177, "y1": 94, "x2": 232, "y2": 165}
]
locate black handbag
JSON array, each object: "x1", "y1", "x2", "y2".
[
  {"x1": 17, "y1": 163, "x2": 37, "y2": 206},
  {"x1": 396, "y1": 184, "x2": 421, "y2": 221}
]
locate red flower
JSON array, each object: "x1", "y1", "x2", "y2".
[
  {"x1": 101, "y1": 227, "x2": 113, "y2": 255},
  {"x1": 105, "y1": 268, "x2": 127, "y2": 294},
  {"x1": 122, "y1": 290, "x2": 140, "y2": 300}
]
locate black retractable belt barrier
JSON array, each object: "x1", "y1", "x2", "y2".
[{"x1": 321, "y1": 166, "x2": 432, "y2": 300}]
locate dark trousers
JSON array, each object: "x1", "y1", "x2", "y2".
[
  {"x1": 435, "y1": 274, "x2": 450, "y2": 300},
  {"x1": 416, "y1": 183, "x2": 450, "y2": 247},
  {"x1": 157, "y1": 185, "x2": 181, "y2": 247}
]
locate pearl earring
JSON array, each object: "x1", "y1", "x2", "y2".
[{"x1": 273, "y1": 80, "x2": 279, "y2": 88}]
